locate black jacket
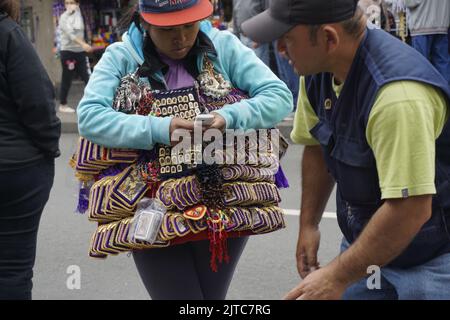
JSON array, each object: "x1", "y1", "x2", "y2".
[{"x1": 0, "y1": 13, "x2": 61, "y2": 170}]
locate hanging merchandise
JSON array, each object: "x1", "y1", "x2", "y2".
[
  {"x1": 397, "y1": 11, "x2": 408, "y2": 42},
  {"x1": 70, "y1": 55, "x2": 289, "y2": 272},
  {"x1": 92, "y1": 0, "x2": 123, "y2": 50},
  {"x1": 388, "y1": 0, "x2": 409, "y2": 42}
]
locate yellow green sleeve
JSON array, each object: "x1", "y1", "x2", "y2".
[
  {"x1": 366, "y1": 81, "x2": 449, "y2": 199},
  {"x1": 290, "y1": 77, "x2": 320, "y2": 146}
]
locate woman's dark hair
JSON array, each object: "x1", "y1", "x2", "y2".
[
  {"x1": 116, "y1": 4, "x2": 142, "y2": 35},
  {"x1": 0, "y1": 0, "x2": 20, "y2": 22}
]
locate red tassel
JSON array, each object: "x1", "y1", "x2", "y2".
[
  {"x1": 207, "y1": 211, "x2": 230, "y2": 272},
  {"x1": 208, "y1": 224, "x2": 218, "y2": 272}
]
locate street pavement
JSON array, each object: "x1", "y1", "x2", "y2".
[{"x1": 32, "y1": 133, "x2": 341, "y2": 300}]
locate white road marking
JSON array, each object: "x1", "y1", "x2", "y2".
[{"x1": 283, "y1": 209, "x2": 337, "y2": 219}]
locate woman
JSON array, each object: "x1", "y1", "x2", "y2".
[
  {"x1": 0, "y1": 0, "x2": 61, "y2": 300},
  {"x1": 58, "y1": 0, "x2": 92, "y2": 113},
  {"x1": 77, "y1": 0, "x2": 292, "y2": 300}
]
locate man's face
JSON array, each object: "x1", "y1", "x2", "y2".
[
  {"x1": 278, "y1": 25, "x2": 328, "y2": 76},
  {"x1": 146, "y1": 22, "x2": 201, "y2": 60},
  {"x1": 65, "y1": 0, "x2": 78, "y2": 13}
]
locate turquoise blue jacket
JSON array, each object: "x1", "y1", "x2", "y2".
[{"x1": 77, "y1": 21, "x2": 293, "y2": 150}]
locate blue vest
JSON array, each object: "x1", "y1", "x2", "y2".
[{"x1": 306, "y1": 28, "x2": 450, "y2": 268}]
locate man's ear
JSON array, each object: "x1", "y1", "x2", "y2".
[{"x1": 322, "y1": 25, "x2": 339, "y2": 54}]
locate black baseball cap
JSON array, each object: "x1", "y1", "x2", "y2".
[{"x1": 241, "y1": 0, "x2": 359, "y2": 43}]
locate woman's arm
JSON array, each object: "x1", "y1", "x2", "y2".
[{"x1": 77, "y1": 43, "x2": 172, "y2": 150}]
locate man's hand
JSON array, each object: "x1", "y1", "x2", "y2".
[
  {"x1": 296, "y1": 145, "x2": 335, "y2": 278},
  {"x1": 284, "y1": 266, "x2": 348, "y2": 300},
  {"x1": 296, "y1": 225, "x2": 321, "y2": 279},
  {"x1": 170, "y1": 117, "x2": 195, "y2": 146}
]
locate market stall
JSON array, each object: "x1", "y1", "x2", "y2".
[{"x1": 52, "y1": 0, "x2": 135, "y2": 67}]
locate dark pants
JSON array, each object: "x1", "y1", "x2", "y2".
[
  {"x1": 411, "y1": 34, "x2": 450, "y2": 84},
  {"x1": 0, "y1": 159, "x2": 55, "y2": 300},
  {"x1": 59, "y1": 50, "x2": 90, "y2": 105},
  {"x1": 133, "y1": 236, "x2": 248, "y2": 300}
]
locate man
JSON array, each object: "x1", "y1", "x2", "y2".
[
  {"x1": 405, "y1": 0, "x2": 450, "y2": 84},
  {"x1": 242, "y1": 0, "x2": 450, "y2": 299}
]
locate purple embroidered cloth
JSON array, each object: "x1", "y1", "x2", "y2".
[{"x1": 275, "y1": 165, "x2": 289, "y2": 189}]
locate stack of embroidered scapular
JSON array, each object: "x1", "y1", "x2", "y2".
[{"x1": 70, "y1": 56, "x2": 288, "y2": 271}]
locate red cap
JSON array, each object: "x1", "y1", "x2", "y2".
[{"x1": 140, "y1": 0, "x2": 213, "y2": 27}]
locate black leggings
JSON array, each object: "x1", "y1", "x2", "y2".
[
  {"x1": 133, "y1": 236, "x2": 248, "y2": 300},
  {"x1": 59, "y1": 50, "x2": 90, "y2": 105},
  {"x1": 0, "y1": 159, "x2": 54, "y2": 300}
]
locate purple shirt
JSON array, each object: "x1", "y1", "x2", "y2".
[{"x1": 158, "y1": 52, "x2": 195, "y2": 90}]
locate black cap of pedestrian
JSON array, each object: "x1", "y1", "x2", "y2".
[{"x1": 241, "y1": 0, "x2": 360, "y2": 43}]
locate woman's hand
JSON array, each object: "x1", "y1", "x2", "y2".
[
  {"x1": 203, "y1": 112, "x2": 226, "y2": 132},
  {"x1": 82, "y1": 43, "x2": 93, "y2": 53},
  {"x1": 169, "y1": 117, "x2": 195, "y2": 146},
  {"x1": 169, "y1": 114, "x2": 225, "y2": 147}
]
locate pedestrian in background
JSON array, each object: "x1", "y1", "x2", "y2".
[
  {"x1": 0, "y1": 0, "x2": 61, "y2": 300},
  {"x1": 232, "y1": 0, "x2": 271, "y2": 66},
  {"x1": 406, "y1": 0, "x2": 450, "y2": 84},
  {"x1": 58, "y1": 0, "x2": 92, "y2": 113},
  {"x1": 233, "y1": 0, "x2": 299, "y2": 107}
]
